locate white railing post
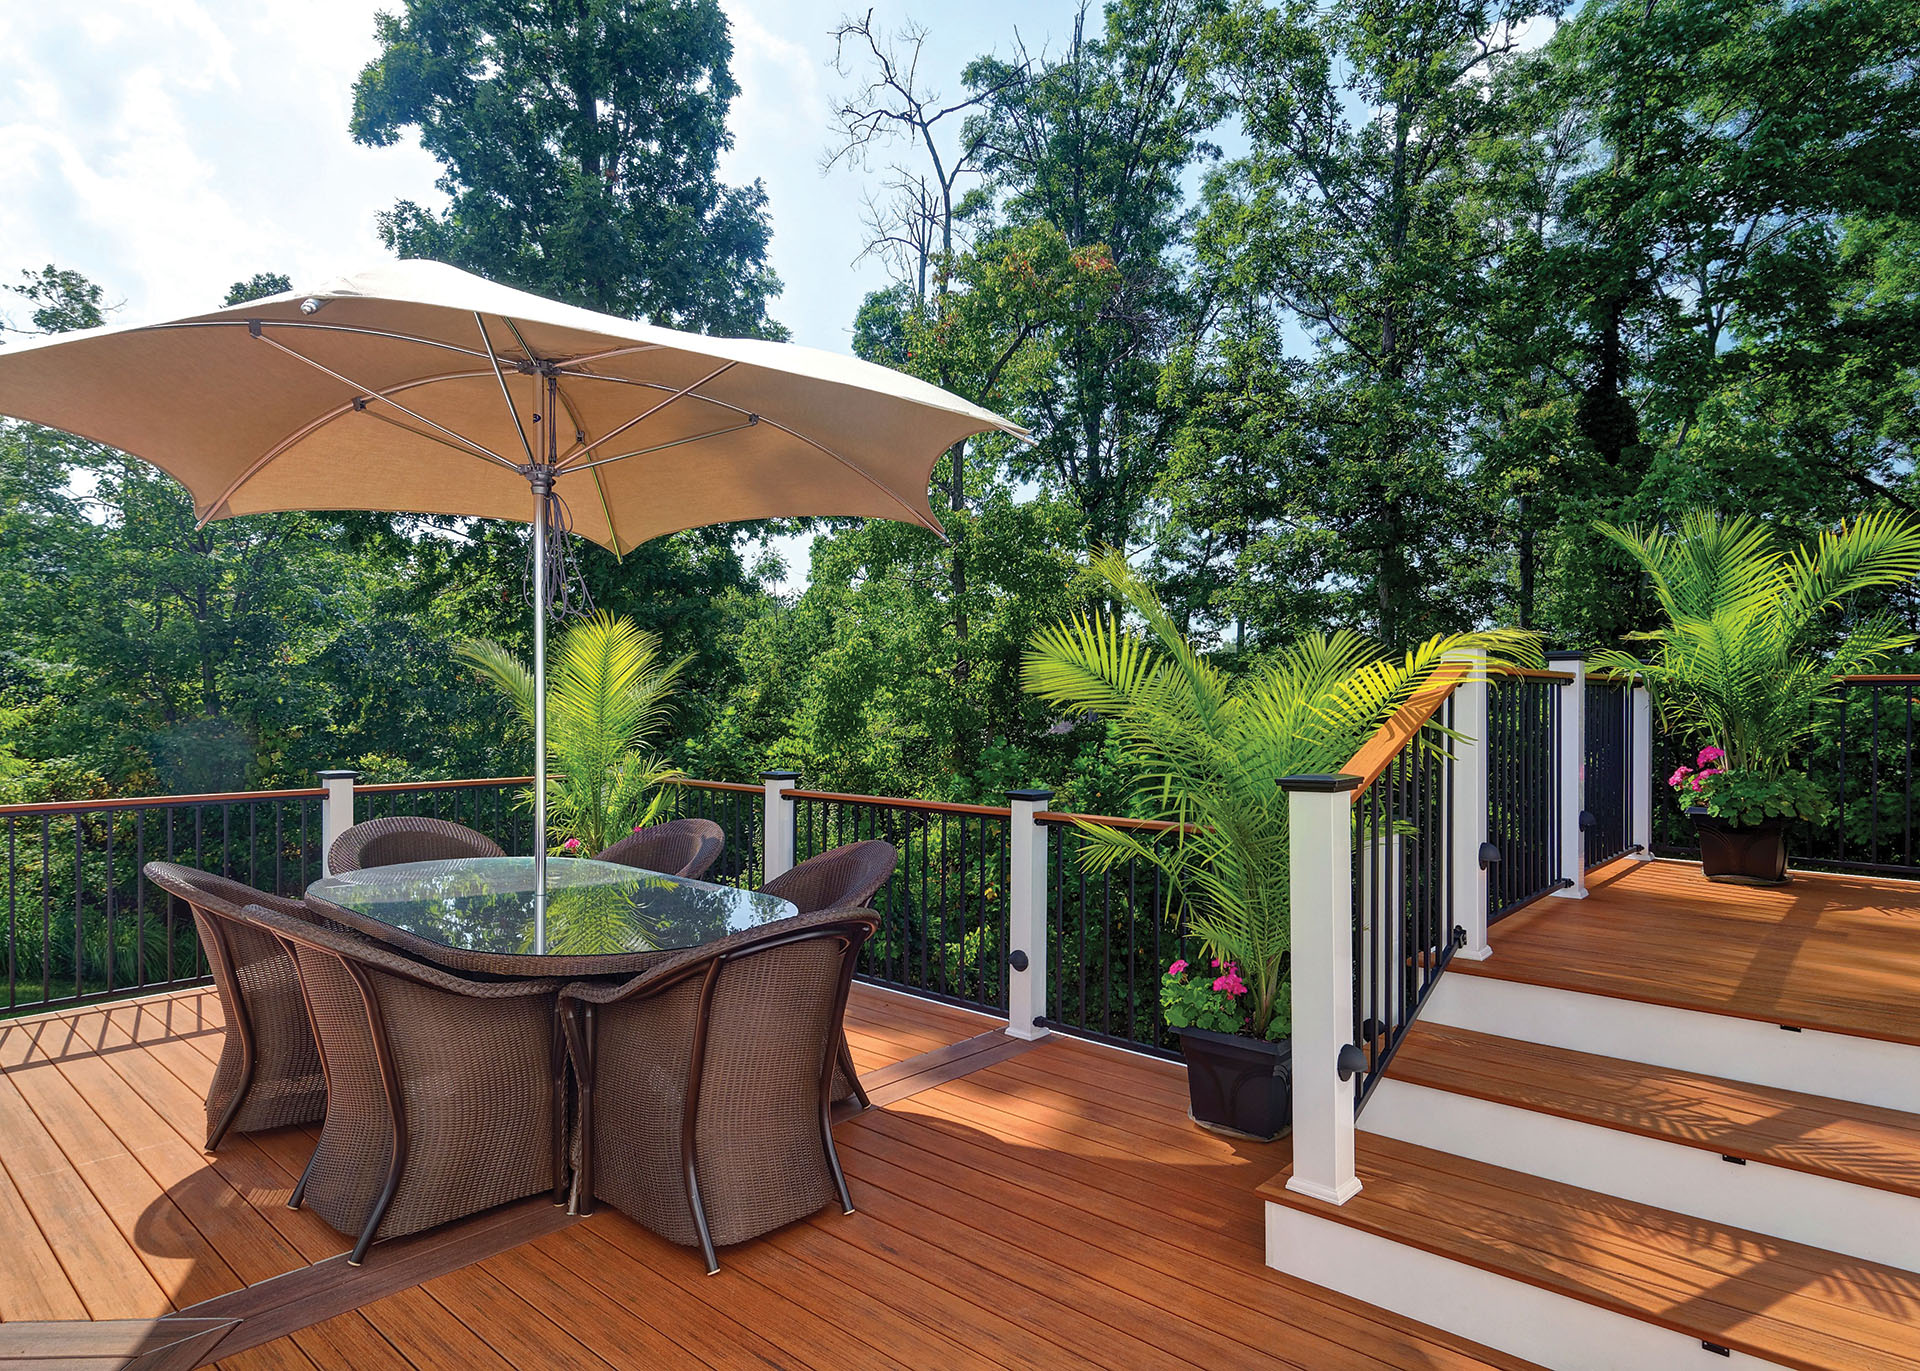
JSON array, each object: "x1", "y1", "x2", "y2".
[
  {"x1": 1631, "y1": 675, "x2": 1654, "y2": 860},
  {"x1": 761, "y1": 770, "x2": 799, "y2": 882},
  {"x1": 1280, "y1": 772, "x2": 1362, "y2": 1206},
  {"x1": 1005, "y1": 789, "x2": 1052, "y2": 1042},
  {"x1": 317, "y1": 769, "x2": 357, "y2": 877},
  {"x1": 1548, "y1": 652, "x2": 1589, "y2": 899},
  {"x1": 1445, "y1": 648, "x2": 1493, "y2": 961}
]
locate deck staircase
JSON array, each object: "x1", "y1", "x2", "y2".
[{"x1": 1261, "y1": 859, "x2": 1920, "y2": 1371}]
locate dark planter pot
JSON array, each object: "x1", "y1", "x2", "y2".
[
  {"x1": 1689, "y1": 808, "x2": 1789, "y2": 886},
  {"x1": 1177, "y1": 1027, "x2": 1292, "y2": 1141}
]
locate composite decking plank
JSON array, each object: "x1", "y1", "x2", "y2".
[
  {"x1": 0, "y1": 1072, "x2": 174, "y2": 1321},
  {"x1": 798, "y1": 1174, "x2": 1227, "y2": 1371},
  {"x1": 1461, "y1": 861, "x2": 1920, "y2": 1044},
  {"x1": 1392, "y1": 1022, "x2": 1920, "y2": 1197},
  {"x1": 417, "y1": 1263, "x2": 622, "y2": 1371},
  {"x1": 0, "y1": 1153, "x2": 89, "y2": 1322},
  {"x1": 849, "y1": 1103, "x2": 1539, "y2": 1371},
  {"x1": 336, "y1": 1284, "x2": 518, "y2": 1371},
  {"x1": 837, "y1": 1126, "x2": 1396, "y2": 1371},
  {"x1": 522, "y1": 1225, "x2": 786, "y2": 1370},
  {"x1": 1264, "y1": 1136, "x2": 1920, "y2": 1370},
  {"x1": 468, "y1": 1238, "x2": 722, "y2": 1370},
  {"x1": 583, "y1": 1210, "x2": 916, "y2": 1371}
]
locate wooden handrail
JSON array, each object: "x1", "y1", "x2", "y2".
[
  {"x1": 0, "y1": 786, "x2": 328, "y2": 817},
  {"x1": 1501, "y1": 668, "x2": 1576, "y2": 683},
  {"x1": 1341, "y1": 660, "x2": 1469, "y2": 798},
  {"x1": 1839, "y1": 675, "x2": 1920, "y2": 684},
  {"x1": 1037, "y1": 811, "x2": 1192, "y2": 834},
  {"x1": 782, "y1": 788, "x2": 1014, "y2": 819},
  {"x1": 355, "y1": 776, "x2": 532, "y2": 793},
  {"x1": 660, "y1": 778, "x2": 764, "y2": 794}
]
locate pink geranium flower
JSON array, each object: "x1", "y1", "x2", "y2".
[
  {"x1": 1213, "y1": 970, "x2": 1247, "y2": 995},
  {"x1": 1669, "y1": 766, "x2": 1693, "y2": 788},
  {"x1": 1697, "y1": 745, "x2": 1726, "y2": 766},
  {"x1": 1167, "y1": 959, "x2": 1188, "y2": 976},
  {"x1": 561, "y1": 837, "x2": 582, "y2": 852}
]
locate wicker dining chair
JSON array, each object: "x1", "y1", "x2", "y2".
[
  {"x1": 755, "y1": 840, "x2": 898, "y2": 1110},
  {"x1": 141, "y1": 863, "x2": 327, "y2": 1151},
  {"x1": 594, "y1": 817, "x2": 725, "y2": 879},
  {"x1": 242, "y1": 904, "x2": 563, "y2": 1265},
  {"x1": 326, "y1": 816, "x2": 505, "y2": 874},
  {"x1": 559, "y1": 906, "x2": 879, "y2": 1274}
]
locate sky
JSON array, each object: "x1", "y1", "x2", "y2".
[
  {"x1": 0, "y1": 0, "x2": 1085, "y2": 589},
  {"x1": 0, "y1": 0, "x2": 1080, "y2": 352}
]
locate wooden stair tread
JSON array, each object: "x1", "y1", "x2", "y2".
[
  {"x1": 1389, "y1": 1022, "x2": 1920, "y2": 1199},
  {"x1": 1260, "y1": 1136, "x2": 1920, "y2": 1371},
  {"x1": 1451, "y1": 860, "x2": 1920, "y2": 1046}
]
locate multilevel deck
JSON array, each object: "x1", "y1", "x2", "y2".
[
  {"x1": 0, "y1": 985, "x2": 1536, "y2": 1371},
  {"x1": 1263, "y1": 1136, "x2": 1920, "y2": 1371},
  {"x1": 1456, "y1": 858, "x2": 1920, "y2": 1045},
  {"x1": 1389, "y1": 1022, "x2": 1920, "y2": 1199}
]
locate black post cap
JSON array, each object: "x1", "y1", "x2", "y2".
[
  {"x1": 1544, "y1": 649, "x2": 1587, "y2": 663},
  {"x1": 1276, "y1": 773, "x2": 1363, "y2": 793},
  {"x1": 1006, "y1": 788, "x2": 1054, "y2": 802},
  {"x1": 317, "y1": 769, "x2": 360, "y2": 780},
  {"x1": 759, "y1": 769, "x2": 802, "y2": 780}
]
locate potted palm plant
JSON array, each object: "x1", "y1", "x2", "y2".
[
  {"x1": 456, "y1": 612, "x2": 689, "y2": 853},
  {"x1": 1022, "y1": 552, "x2": 1532, "y2": 1140},
  {"x1": 1591, "y1": 511, "x2": 1920, "y2": 885}
]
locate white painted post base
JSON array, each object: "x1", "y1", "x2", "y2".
[
  {"x1": 1004, "y1": 789, "x2": 1052, "y2": 1041},
  {"x1": 761, "y1": 770, "x2": 799, "y2": 883},
  {"x1": 1630, "y1": 681, "x2": 1654, "y2": 860},
  {"x1": 1548, "y1": 653, "x2": 1588, "y2": 900},
  {"x1": 1280, "y1": 773, "x2": 1363, "y2": 1206},
  {"x1": 317, "y1": 770, "x2": 357, "y2": 877},
  {"x1": 1446, "y1": 649, "x2": 1492, "y2": 960}
]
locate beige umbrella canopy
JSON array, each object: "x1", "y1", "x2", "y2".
[
  {"x1": 0, "y1": 258, "x2": 1024, "y2": 552},
  {"x1": 0, "y1": 259, "x2": 1024, "y2": 917}
]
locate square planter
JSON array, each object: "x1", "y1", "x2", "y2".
[
  {"x1": 1689, "y1": 808, "x2": 1789, "y2": 886},
  {"x1": 1177, "y1": 1027, "x2": 1291, "y2": 1141}
]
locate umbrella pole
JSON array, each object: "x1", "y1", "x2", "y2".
[{"x1": 532, "y1": 472, "x2": 549, "y2": 952}]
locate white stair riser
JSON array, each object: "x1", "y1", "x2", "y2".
[
  {"x1": 1363, "y1": 1078, "x2": 1920, "y2": 1273},
  {"x1": 1265, "y1": 1202, "x2": 1787, "y2": 1371},
  {"x1": 1425, "y1": 974, "x2": 1920, "y2": 1113}
]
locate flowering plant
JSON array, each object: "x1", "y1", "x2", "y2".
[
  {"x1": 1161, "y1": 958, "x2": 1289, "y2": 1042},
  {"x1": 1670, "y1": 747, "x2": 1831, "y2": 827}
]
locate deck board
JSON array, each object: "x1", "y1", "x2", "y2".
[
  {"x1": 1463, "y1": 858, "x2": 1920, "y2": 1043},
  {"x1": 3, "y1": 983, "x2": 1533, "y2": 1371}
]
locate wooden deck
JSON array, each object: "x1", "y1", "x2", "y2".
[
  {"x1": 1459, "y1": 856, "x2": 1920, "y2": 1044},
  {"x1": 0, "y1": 984, "x2": 1535, "y2": 1370}
]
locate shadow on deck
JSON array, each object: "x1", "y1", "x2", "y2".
[{"x1": 0, "y1": 984, "x2": 1535, "y2": 1371}]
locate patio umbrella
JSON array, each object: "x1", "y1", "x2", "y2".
[{"x1": 0, "y1": 259, "x2": 1025, "y2": 927}]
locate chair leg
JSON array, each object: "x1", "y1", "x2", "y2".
[
  {"x1": 561, "y1": 1002, "x2": 596, "y2": 1217},
  {"x1": 288, "y1": 1143, "x2": 320, "y2": 1211},
  {"x1": 820, "y1": 1094, "x2": 855, "y2": 1217},
  {"x1": 686, "y1": 1161, "x2": 719, "y2": 1276},
  {"x1": 350, "y1": 1133, "x2": 406, "y2": 1266},
  {"x1": 551, "y1": 1002, "x2": 570, "y2": 1207},
  {"x1": 836, "y1": 1030, "x2": 869, "y2": 1111}
]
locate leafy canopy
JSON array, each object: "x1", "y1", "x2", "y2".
[
  {"x1": 456, "y1": 613, "x2": 688, "y2": 852},
  {"x1": 1022, "y1": 550, "x2": 1537, "y2": 1037},
  {"x1": 1590, "y1": 510, "x2": 1920, "y2": 778}
]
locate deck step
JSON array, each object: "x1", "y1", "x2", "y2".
[
  {"x1": 1388, "y1": 1022, "x2": 1920, "y2": 1200},
  {"x1": 1261, "y1": 1135, "x2": 1920, "y2": 1371}
]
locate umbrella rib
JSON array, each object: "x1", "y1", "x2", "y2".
[
  {"x1": 474, "y1": 313, "x2": 540, "y2": 469},
  {"x1": 157, "y1": 318, "x2": 492, "y2": 361},
  {"x1": 565, "y1": 419, "x2": 759, "y2": 473},
  {"x1": 754, "y1": 414, "x2": 947, "y2": 536},
  {"x1": 195, "y1": 368, "x2": 499, "y2": 526},
  {"x1": 248, "y1": 330, "x2": 517, "y2": 471},
  {"x1": 547, "y1": 376, "x2": 624, "y2": 557},
  {"x1": 554, "y1": 362, "x2": 736, "y2": 470}
]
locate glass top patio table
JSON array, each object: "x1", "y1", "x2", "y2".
[{"x1": 305, "y1": 856, "x2": 799, "y2": 977}]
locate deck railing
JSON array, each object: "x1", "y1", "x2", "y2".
[
  {"x1": 1651, "y1": 675, "x2": 1920, "y2": 880},
  {"x1": 1486, "y1": 672, "x2": 1566, "y2": 919}
]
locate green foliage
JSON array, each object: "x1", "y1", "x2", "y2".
[
  {"x1": 1591, "y1": 510, "x2": 1920, "y2": 777},
  {"x1": 1160, "y1": 959, "x2": 1271, "y2": 1037},
  {"x1": 1022, "y1": 550, "x2": 1539, "y2": 1038},
  {"x1": 1691, "y1": 770, "x2": 1833, "y2": 828},
  {"x1": 350, "y1": 0, "x2": 783, "y2": 335},
  {"x1": 455, "y1": 613, "x2": 687, "y2": 852}
]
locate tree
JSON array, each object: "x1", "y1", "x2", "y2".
[
  {"x1": 224, "y1": 273, "x2": 291, "y2": 306},
  {"x1": 351, "y1": 0, "x2": 785, "y2": 336},
  {"x1": 966, "y1": 0, "x2": 1226, "y2": 554},
  {"x1": 1168, "y1": 0, "x2": 1546, "y2": 650}
]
